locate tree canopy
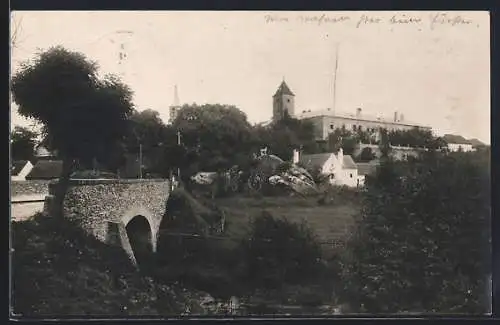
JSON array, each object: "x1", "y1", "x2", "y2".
[
  {"x1": 11, "y1": 46, "x2": 135, "y2": 166},
  {"x1": 11, "y1": 46, "x2": 135, "y2": 215},
  {"x1": 10, "y1": 126, "x2": 38, "y2": 161},
  {"x1": 341, "y1": 151, "x2": 491, "y2": 313},
  {"x1": 171, "y1": 103, "x2": 257, "y2": 174}
]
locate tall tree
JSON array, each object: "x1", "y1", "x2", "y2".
[
  {"x1": 10, "y1": 126, "x2": 38, "y2": 161},
  {"x1": 341, "y1": 151, "x2": 491, "y2": 313},
  {"x1": 11, "y1": 46, "x2": 134, "y2": 217},
  {"x1": 125, "y1": 109, "x2": 173, "y2": 176},
  {"x1": 171, "y1": 104, "x2": 256, "y2": 177}
]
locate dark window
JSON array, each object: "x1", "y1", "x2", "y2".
[
  {"x1": 330, "y1": 124, "x2": 334, "y2": 130},
  {"x1": 287, "y1": 99, "x2": 290, "y2": 103},
  {"x1": 342, "y1": 124, "x2": 346, "y2": 130},
  {"x1": 352, "y1": 125, "x2": 357, "y2": 131},
  {"x1": 350, "y1": 173, "x2": 353, "y2": 178},
  {"x1": 359, "y1": 125, "x2": 363, "y2": 131}
]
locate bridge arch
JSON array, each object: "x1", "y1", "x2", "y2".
[{"x1": 121, "y1": 206, "x2": 158, "y2": 267}]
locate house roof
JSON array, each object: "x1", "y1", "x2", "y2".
[
  {"x1": 342, "y1": 155, "x2": 357, "y2": 169},
  {"x1": 11, "y1": 160, "x2": 29, "y2": 176},
  {"x1": 357, "y1": 161, "x2": 379, "y2": 176},
  {"x1": 26, "y1": 160, "x2": 63, "y2": 180},
  {"x1": 273, "y1": 80, "x2": 295, "y2": 97},
  {"x1": 443, "y1": 134, "x2": 472, "y2": 145},
  {"x1": 299, "y1": 153, "x2": 334, "y2": 170}
]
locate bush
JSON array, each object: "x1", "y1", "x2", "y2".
[
  {"x1": 357, "y1": 147, "x2": 376, "y2": 162},
  {"x1": 11, "y1": 213, "x2": 190, "y2": 316},
  {"x1": 340, "y1": 152, "x2": 491, "y2": 314},
  {"x1": 238, "y1": 211, "x2": 323, "y2": 289}
]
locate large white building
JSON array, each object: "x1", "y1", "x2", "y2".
[{"x1": 271, "y1": 81, "x2": 432, "y2": 140}]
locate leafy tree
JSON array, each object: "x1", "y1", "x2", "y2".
[
  {"x1": 10, "y1": 126, "x2": 38, "y2": 161},
  {"x1": 11, "y1": 46, "x2": 134, "y2": 217},
  {"x1": 357, "y1": 147, "x2": 376, "y2": 162},
  {"x1": 239, "y1": 211, "x2": 323, "y2": 289},
  {"x1": 256, "y1": 112, "x2": 320, "y2": 160},
  {"x1": 125, "y1": 109, "x2": 174, "y2": 177},
  {"x1": 341, "y1": 151, "x2": 491, "y2": 313},
  {"x1": 327, "y1": 128, "x2": 357, "y2": 156},
  {"x1": 171, "y1": 103, "x2": 257, "y2": 180}
]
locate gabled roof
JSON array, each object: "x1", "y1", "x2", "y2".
[
  {"x1": 273, "y1": 80, "x2": 295, "y2": 97},
  {"x1": 299, "y1": 153, "x2": 334, "y2": 170},
  {"x1": 11, "y1": 160, "x2": 29, "y2": 176},
  {"x1": 442, "y1": 134, "x2": 472, "y2": 145},
  {"x1": 342, "y1": 155, "x2": 357, "y2": 169},
  {"x1": 26, "y1": 160, "x2": 63, "y2": 180},
  {"x1": 34, "y1": 145, "x2": 56, "y2": 157},
  {"x1": 356, "y1": 161, "x2": 380, "y2": 176}
]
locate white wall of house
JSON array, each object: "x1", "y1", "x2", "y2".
[
  {"x1": 447, "y1": 143, "x2": 475, "y2": 152},
  {"x1": 337, "y1": 168, "x2": 358, "y2": 187},
  {"x1": 356, "y1": 175, "x2": 366, "y2": 187},
  {"x1": 12, "y1": 161, "x2": 34, "y2": 181}
]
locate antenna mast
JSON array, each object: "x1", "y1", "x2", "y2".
[{"x1": 332, "y1": 42, "x2": 340, "y2": 114}]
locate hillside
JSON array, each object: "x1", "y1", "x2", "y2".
[{"x1": 11, "y1": 213, "x2": 202, "y2": 317}]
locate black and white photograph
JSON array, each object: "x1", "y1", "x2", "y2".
[{"x1": 9, "y1": 10, "x2": 491, "y2": 318}]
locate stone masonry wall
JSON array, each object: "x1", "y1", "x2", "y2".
[
  {"x1": 11, "y1": 180, "x2": 51, "y2": 197},
  {"x1": 57, "y1": 179, "x2": 171, "y2": 260}
]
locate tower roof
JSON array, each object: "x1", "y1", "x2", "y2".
[
  {"x1": 273, "y1": 80, "x2": 295, "y2": 97},
  {"x1": 172, "y1": 84, "x2": 180, "y2": 107}
]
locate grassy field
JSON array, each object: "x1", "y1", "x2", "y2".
[{"x1": 213, "y1": 191, "x2": 360, "y2": 254}]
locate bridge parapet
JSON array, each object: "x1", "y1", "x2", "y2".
[{"x1": 46, "y1": 178, "x2": 171, "y2": 265}]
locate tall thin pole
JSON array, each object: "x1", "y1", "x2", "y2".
[
  {"x1": 139, "y1": 143, "x2": 143, "y2": 179},
  {"x1": 332, "y1": 43, "x2": 340, "y2": 114},
  {"x1": 177, "y1": 130, "x2": 181, "y2": 179}
]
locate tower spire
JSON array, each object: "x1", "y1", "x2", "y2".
[{"x1": 173, "y1": 84, "x2": 180, "y2": 107}]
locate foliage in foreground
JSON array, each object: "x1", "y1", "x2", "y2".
[
  {"x1": 238, "y1": 212, "x2": 323, "y2": 290},
  {"x1": 11, "y1": 213, "x2": 194, "y2": 317},
  {"x1": 340, "y1": 151, "x2": 491, "y2": 314}
]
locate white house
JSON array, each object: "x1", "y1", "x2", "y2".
[
  {"x1": 11, "y1": 160, "x2": 34, "y2": 181},
  {"x1": 447, "y1": 142, "x2": 475, "y2": 152},
  {"x1": 297, "y1": 148, "x2": 359, "y2": 187}
]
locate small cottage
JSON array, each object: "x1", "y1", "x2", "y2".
[{"x1": 297, "y1": 148, "x2": 359, "y2": 188}]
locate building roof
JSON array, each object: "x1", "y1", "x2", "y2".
[
  {"x1": 356, "y1": 161, "x2": 379, "y2": 176},
  {"x1": 443, "y1": 134, "x2": 473, "y2": 145},
  {"x1": 26, "y1": 160, "x2": 63, "y2": 180},
  {"x1": 11, "y1": 160, "x2": 29, "y2": 176},
  {"x1": 34, "y1": 145, "x2": 56, "y2": 157},
  {"x1": 342, "y1": 155, "x2": 357, "y2": 169},
  {"x1": 298, "y1": 110, "x2": 431, "y2": 129},
  {"x1": 299, "y1": 153, "x2": 334, "y2": 170},
  {"x1": 273, "y1": 80, "x2": 295, "y2": 97},
  {"x1": 468, "y1": 138, "x2": 486, "y2": 147}
]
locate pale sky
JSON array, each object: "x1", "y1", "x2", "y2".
[{"x1": 10, "y1": 11, "x2": 490, "y2": 143}]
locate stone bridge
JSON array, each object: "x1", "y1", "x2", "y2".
[{"x1": 44, "y1": 178, "x2": 174, "y2": 266}]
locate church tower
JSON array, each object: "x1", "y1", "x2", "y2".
[
  {"x1": 272, "y1": 79, "x2": 295, "y2": 121},
  {"x1": 169, "y1": 85, "x2": 181, "y2": 124}
]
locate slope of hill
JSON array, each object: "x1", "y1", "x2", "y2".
[{"x1": 11, "y1": 213, "x2": 201, "y2": 317}]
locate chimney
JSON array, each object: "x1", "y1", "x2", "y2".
[
  {"x1": 356, "y1": 107, "x2": 362, "y2": 118},
  {"x1": 292, "y1": 149, "x2": 300, "y2": 164},
  {"x1": 399, "y1": 114, "x2": 404, "y2": 122},
  {"x1": 394, "y1": 111, "x2": 398, "y2": 122},
  {"x1": 337, "y1": 148, "x2": 344, "y2": 164}
]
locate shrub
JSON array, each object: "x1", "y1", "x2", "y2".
[
  {"x1": 11, "y1": 213, "x2": 189, "y2": 316},
  {"x1": 238, "y1": 211, "x2": 323, "y2": 289},
  {"x1": 357, "y1": 147, "x2": 376, "y2": 162},
  {"x1": 340, "y1": 152, "x2": 491, "y2": 314}
]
